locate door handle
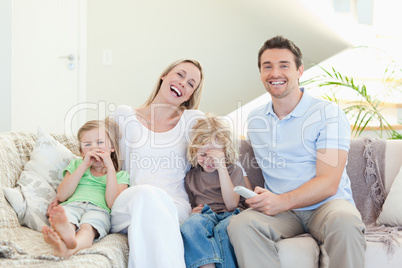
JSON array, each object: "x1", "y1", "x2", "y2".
[{"x1": 59, "y1": 54, "x2": 75, "y2": 61}]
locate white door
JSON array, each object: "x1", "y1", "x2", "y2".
[{"x1": 12, "y1": 0, "x2": 86, "y2": 134}]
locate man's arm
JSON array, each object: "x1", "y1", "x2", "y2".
[{"x1": 247, "y1": 148, "x2": 348, "y2": 216}]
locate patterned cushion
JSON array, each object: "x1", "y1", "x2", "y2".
[{"x1": 2, "y1": 127, "x2": 78, "y2": 231}]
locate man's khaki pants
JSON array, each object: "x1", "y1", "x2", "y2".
[{"x1": 227, "y1": 199, "x2": 367, "y2": 268}]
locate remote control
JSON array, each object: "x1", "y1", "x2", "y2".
[{"x1": 234, "y1": 186, "x2": 257, "y2": 199}]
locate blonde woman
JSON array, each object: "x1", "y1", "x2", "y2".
[{"x1": 110, "y1": 59, "x2": 205, "y2": 268}]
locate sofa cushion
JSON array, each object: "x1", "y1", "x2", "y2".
[
  {"x1": 278, "y1": 236, "x2": 319, "y2": 268},
  {"x1": 377, "y1": 165, "x2": 402, "y2": 226},
  {"x1": 2, "y1": 127, "x2": 77, "y2": 231},
  {"x1": 365, "y1": 237, "x2": 402, "y2": 268}
]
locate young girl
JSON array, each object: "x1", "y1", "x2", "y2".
[
  {"x1": 42, "y1": 118, "x2": 130, "y2": 257},
  {"x1": 180, "y1": 114, "x2": 248, "y2": 268}
]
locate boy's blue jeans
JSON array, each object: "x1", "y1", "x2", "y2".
[{"x1": 180, "y1": 204, "x2": 240, "y2": 268}]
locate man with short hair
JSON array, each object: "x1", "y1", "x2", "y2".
[{"x1": 228, "y1": 36, "x2": 366, "y2": 268}]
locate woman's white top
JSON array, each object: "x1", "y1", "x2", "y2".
[{"x1": 111, "y1": 105, "x2": 203, "y2": 202}]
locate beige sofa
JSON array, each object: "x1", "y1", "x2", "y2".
[
  {"x1": 0, "y1": 131, "x2": 401, "y2": 267},
  {"x1": 239, "y1": 138, "x2": 402, "y2": 268},
  {"x1": 0, "y1": 132, "x2": 128, "y2": 267}
]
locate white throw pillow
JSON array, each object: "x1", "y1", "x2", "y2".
[
  {"x1": 377, "y1": 165, "x2": 402, "y2": 226},
  {"x1": 3, "y1": 127, "x2": 76, "y2": 231}
]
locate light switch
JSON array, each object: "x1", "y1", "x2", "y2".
[{"x1": 103, "y1": 50, "x2": 112, "y2": 65}]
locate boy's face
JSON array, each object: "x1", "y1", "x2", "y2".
[{"x1": 196, "y1": 142, "x2": 225, "y2": 173}]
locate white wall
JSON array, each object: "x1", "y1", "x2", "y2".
[
  {"x1": 0, "y1": 0, "x2": 12, "y2": 132},
  {"x1": 86, "y1": 0, "x2": 350, "y2": 120},
  {"x1": 0, "y1": 0, "x2": 350, "y2": 132}
]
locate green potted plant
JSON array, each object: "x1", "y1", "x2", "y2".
[{"x1": 302, "y1": 64, "x2": 402, "y2": 139}]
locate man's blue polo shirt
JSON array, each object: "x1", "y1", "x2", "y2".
[{"x1": 247, "y1": 88, "x2": 355, "y2": 210}]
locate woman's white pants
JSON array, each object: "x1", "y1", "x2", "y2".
[{"x1": 111, "y1": 184, "x2": 189, "y2": 268}]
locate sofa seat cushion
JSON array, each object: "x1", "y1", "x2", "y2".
[
  {"x1": 365, "y1": 235, "x2": 402, "y2": 268},
  {"x1": 278, "y1": 236, "x2": 319, "y2": 268},
  {"x1": 0, "y1": 226, "x2": 128, "y2": 267}
]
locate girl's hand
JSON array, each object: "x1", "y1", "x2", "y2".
[
  {"x1": 82, "y1": 149, "x2": 114, "y2": 170},
  {"x1": 82, "y1": 150, "x2": 100, "y2": 167},
  {"x1": 92, "y1": 149, "x2": 115, "y2": 171},
  {"x1": 206, "y1": 149, "x2": 226, "y2": 170},
  {"x1": 192, "y1": 204, "x2": 204, "y2": 214}
]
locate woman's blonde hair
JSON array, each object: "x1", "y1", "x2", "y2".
[
  {"x1": 142, "y1": 59, "x2": 204, "y2": 110},
  {"x1": 187, "y1": 114, "x2": 238, "y2": 167},
  {"x1": 77, "y1": 118, "x2": 122, "y2": 172}
]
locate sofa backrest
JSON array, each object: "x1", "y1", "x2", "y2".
[
  {"x1": 239, "y1": 140, "x2": 264, "y2": 190},
  {"x1": 0, "y1": 132, "x2": 79, "y2": 188},
  {"x1": 0, "y1": 132, "x2": 36, "y2": 188}
]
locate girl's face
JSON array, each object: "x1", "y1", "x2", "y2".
[
  {"x1": 196, "y1": 142, "x2": 225, "y2": 173},
  {"x1": 80, "y1": 127, "x2": 114, "y2": 163},
  {"x1": 158, "y1": 62, "x2": 201, "y2": 106}
]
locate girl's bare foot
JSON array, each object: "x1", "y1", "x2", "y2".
[
  {"x1": 49, "y1": 205, "x2": 77, "y2": 249},
  {"x1": 42, "y1": 226, "x2": 73, "y2": 257}
]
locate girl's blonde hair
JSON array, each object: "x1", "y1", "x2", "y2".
[
  {"x1": 187, "y1": 114, "x2": 238, "y2": 167},
  {"x1": 77, "y1": 118, "x2": 122, "y2": 172},
  {"x1": 142, "y1": 59, "x2": 204, "y2": 110}
]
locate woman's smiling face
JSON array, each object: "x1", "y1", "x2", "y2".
[{"x1": 159, "y1": 62, "x2": 201, "y2": 106}]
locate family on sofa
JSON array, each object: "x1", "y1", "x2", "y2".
[{"x1": 3, "y1": 36, "x2": 379, "y2": 268}]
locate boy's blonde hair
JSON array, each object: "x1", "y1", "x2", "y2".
[
  {"x1": 142, "y1": 59, "x2": 204, "y2": 110},
  {"x1": 77, "y1": 118, "x2": 122, "y2": 172},
  {"x1": 187, "y1": 114, "x2": 238, "y2": 167}
]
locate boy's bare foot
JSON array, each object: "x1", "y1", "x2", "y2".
[
  {"x1": 49, "y1": 205, "x2": 77, "y2": 249},
  {"x1": 42, "y1": 225, "x2": 73, "y2": 258}
]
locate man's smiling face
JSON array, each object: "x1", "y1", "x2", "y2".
[{"x1": 259, "y1": 48, "x2": 303, "y2": 99}]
